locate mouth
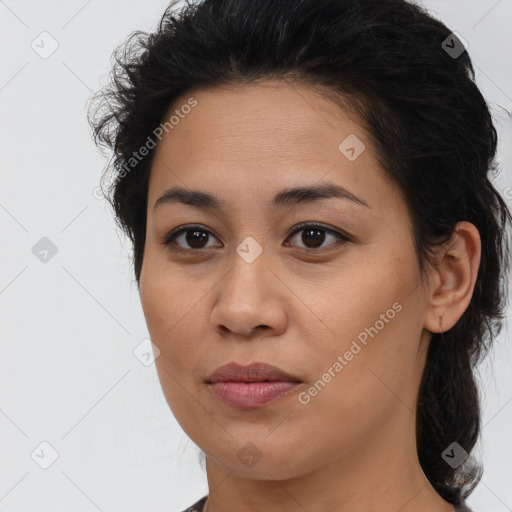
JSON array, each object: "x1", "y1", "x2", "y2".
[{"x1": 205, "y1": 361, "x2": 302, "y2": 409}]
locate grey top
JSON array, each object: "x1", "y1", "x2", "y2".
[{"x1": 181, "y1": 495, "x2": 207, "y2": 512}]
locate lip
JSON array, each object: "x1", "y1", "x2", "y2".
[
  {"x1": 206, "y1": 361, "x2": 302, "y2": 384},
  {"x1": 209, "y1": 381, "x2": 301, "y2": 409},
  {"x1": 205, "y1": 362, "x2": 303, "y2": 409}
]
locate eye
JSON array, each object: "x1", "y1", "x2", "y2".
[
  {"x1": 284, "y1": 222, "x2": 351, "y2": 251},
  {"x1": 162, "y1": 222, "x2": 351, "y2": 253},
  {"x1": 162, "y1": 224, "x2": 221, "y2": 251}
]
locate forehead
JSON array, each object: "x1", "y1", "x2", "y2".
[
  {"x1": 147, "y1": 81, "x2": 399, "y2": 215},
  {"x1": 156, "y1": 81, "x2": 366, "y2": 161}
]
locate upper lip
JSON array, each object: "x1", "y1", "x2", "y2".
[{"x1": 206, "y1": 362, "x2": 302, "y2": 383}]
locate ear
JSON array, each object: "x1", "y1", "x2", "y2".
[{"x1": 423, "y1": 221, "x2": 481, "y2": 333}]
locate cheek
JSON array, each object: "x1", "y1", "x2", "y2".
[
  {"x1": 139, "y1": 264, "x2": 188, "y2": 381},
  {"x1": 140, "y1": 252, "x2": 195, "y2": 335},
  {"x1": 139, "y1": 255, "x2": 212, "y2": 374},
  {"x1": 314, "y1": 250, "x2": 417, "y2": 346},
  {"x1": 140, "y1": 267, "x2": 205, "y2": 423},
  {"x1": 291, "y1": 304, "x2": 422, "y2": 466},
  {"x1": 304, "y1": 248, "x2": 424, "y2": 405}
]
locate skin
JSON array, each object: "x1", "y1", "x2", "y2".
[{"x1": 138, "y1": 80, "x2": 481, "y2": 512}]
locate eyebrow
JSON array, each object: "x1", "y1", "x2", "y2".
[{"x1": 153, "y1": 182, "x2": 371, "y2": 211}]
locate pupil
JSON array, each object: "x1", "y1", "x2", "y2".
[
  {"x1": 302, "y1": 228, "x2": 325, "y2": 248},
  {"x1": 187, "y1": 230, "x2": 208, "y2": 248}
]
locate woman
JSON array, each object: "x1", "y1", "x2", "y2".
[{"x1": 88, "y1": 0, "x2": 512, "y2": 511}]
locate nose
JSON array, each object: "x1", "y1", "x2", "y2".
[{"x1": 209, "y1": 249, "x2": 288, "y2": 339}]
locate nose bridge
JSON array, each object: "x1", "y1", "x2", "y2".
[
  {"x1": 211, "y1": 238, "x2": 286, "y2": 336},
  {"x1": 223, "y1": 238, "x2": 271, "y2": 304}
]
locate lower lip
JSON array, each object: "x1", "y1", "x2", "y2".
[{"x1": 209, "y1": 381, "x2": 301, "y2": 409}]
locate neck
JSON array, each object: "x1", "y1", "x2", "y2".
[{"x1": 202, "y1": 406, "x2": 455, "y2": 512}]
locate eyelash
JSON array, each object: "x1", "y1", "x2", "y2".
[{"x1": 161, "y1": 222, "x2": 352, "y2": 253}]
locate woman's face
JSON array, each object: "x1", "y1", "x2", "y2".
[{"x1": 139, "y1": 81, "x2": 433, "y2": 480}]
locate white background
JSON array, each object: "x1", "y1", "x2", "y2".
[{"x1": 0, "y1": 1, "x2": 511, "y2": 511}]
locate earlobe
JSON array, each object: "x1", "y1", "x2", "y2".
[
  {"x1": 423, "y1": 221, "x2": 481, "y2": 334},
  {"x1": 438, "y1": 314, "x2": 445, "y2": 334}
]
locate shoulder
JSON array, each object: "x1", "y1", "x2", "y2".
[{"x1": 178, "y1": 495, "x2": 208, "y2": 512}]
